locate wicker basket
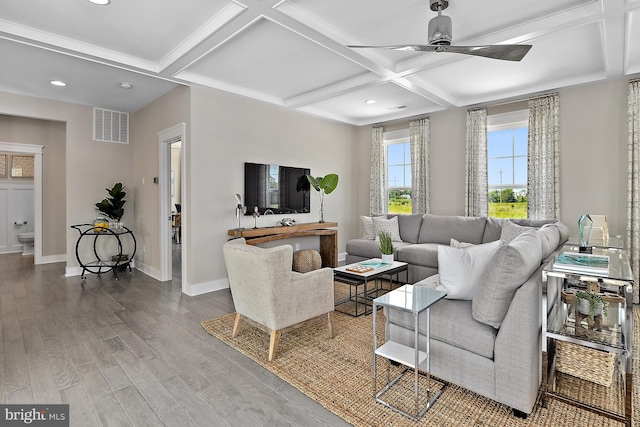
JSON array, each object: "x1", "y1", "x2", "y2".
[{"x1": 555, "y1": 340, "x2": 616, "y2": 387}]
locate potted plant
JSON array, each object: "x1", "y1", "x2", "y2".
[
  {"x1": 306, "y1": 174, "x2": 338, "y2": 223},
  {"x1": 95, "y1": 182, "x2": 126, "y2": 229},
  {"x1": 574, "y1": 290, "x2": 607, "y2": 331},
  {"x1": 378, "y1": 230, "x2": 396, "y2": 264}
]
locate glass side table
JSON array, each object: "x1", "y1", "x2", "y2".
[
  {"x1": 372, "y1": 285, "x2": 446, "y2": 421},
  {"x1": 542, "y1": 243, "x2": 633, "y2": 426}
]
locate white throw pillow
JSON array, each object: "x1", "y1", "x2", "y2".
[
  {"x1": 436, "y1": 239, "x2": 501, "y2": 300},
  {"x1": 360, "y1": 216, "x2": 381, "y2": 240},
  {"x1": 372, "y1": 216, "x2": 403, "y2": 242}
]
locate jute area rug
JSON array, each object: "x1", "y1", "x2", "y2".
[{"x1": 202, "y1": 306, "x2": 639, "y2": 427}]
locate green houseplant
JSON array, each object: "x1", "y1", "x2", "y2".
[
  {"x1": 378, "y1": 230, "x2": 396, "y2": 263},
  {"x1": 575, "y1": 290, "x2": 608, "y2": 321},
  {"x1": 95, "y1": 182, "x2": 127, "y2": 222},
  {"x1": 306, "y1": 174, "x2": 338, "y2": 223}
]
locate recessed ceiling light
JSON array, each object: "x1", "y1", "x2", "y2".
[
  {"x1": 49, "y1": 80, "x2": 67, "y2": 87},
  {"x1": 365, "y1": 99, "x2": 377, "y2": 104},
  {"x1": 88, "y1": 0, "x2": 110, "y2": 5},
  {"x1": 119, "y1": 82, "x2": 133, "y2": 89}
]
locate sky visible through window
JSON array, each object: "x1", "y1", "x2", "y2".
[
  {"x1": 487, "y1": 127, "x2": 527, "y2": 189},
  {"x1": 387, "y1": 142, "x2": 411, "y2": 187}
]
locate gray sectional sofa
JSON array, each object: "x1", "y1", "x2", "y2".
[{"x1": 346, "y1": 214, "x2": 569, "y2": 416}]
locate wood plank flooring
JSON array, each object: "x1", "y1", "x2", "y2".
[{"x1": 0, "y1": 252, "x2": 350, "y2": 427}]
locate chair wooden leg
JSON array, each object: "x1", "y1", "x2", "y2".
[
  {"x1": 232, "y1": 313, "x2": 241, "y2": 338},
  {"x1": 268, "y1": 330, "x2": 281, "y2": 361},
  {"x1": 327, "y1": 311, "x2": 334, "y2": 339}
]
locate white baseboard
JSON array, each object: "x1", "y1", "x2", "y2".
[
  {"x1": 133, "y1": 260, "x2": 162, "y2": 281},
  {"x1": 65, "y1": 266, "x2": 82, "y2": 277},
  {"x1": 183, "y1": 278, "x2": 229, "y2": 296},
  {"x1": 40, "y1": 254, "x2": 66, "y2": 264},
  {"x1": 338, "y1": 251, "x2": 347, "y2": 263}
]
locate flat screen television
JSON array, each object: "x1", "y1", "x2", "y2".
[{"x1": 244, "y1": 162, "x2": 311, "y2": 215}]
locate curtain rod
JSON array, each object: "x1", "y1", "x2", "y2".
[{"x1": 372, "y1": 114, "x2": 429, "y2": 127}]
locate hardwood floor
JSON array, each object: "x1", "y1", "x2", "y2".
[{"x1": 0, "y1": 253, "x2": 350, "y2": 427}]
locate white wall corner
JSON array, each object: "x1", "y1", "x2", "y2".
[
  {"x1": 65, "y1": 265, "x2": 83, "y2": 277},
  {"x1": 183, "y1": 278, "x2": 230, "y2": 297}
]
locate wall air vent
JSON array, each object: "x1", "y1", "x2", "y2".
[{"x1": 94, "y1": 107, "x2": 129, "y2": 144}]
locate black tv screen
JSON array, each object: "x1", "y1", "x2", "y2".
[{"x1": 244, "y1": 162, "x2": 311, "y2": 215}]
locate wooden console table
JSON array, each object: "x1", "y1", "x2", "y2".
[{"x1": 228, "y1": 222, "x2": 338, "y2": 267}]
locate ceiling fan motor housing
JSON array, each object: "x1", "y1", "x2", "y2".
[
  {"x1": 428, "y1": 14, "x2": 452, "y2": 45},
  {"x1": 429, "y1": 0, "x2": 449, "y2": 11}
]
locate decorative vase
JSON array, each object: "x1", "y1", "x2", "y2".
[
  {"x1": 381, "y1": 254, "x2": 394, "y2": 264},
  {"x1": 92, "y1": 217, "x2": 110, "y2": 233}
]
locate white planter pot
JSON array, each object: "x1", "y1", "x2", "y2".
[
  {"x1": 381, "y1": 254, "x2": 394, "y2": 264},
  {"x1": 576, "y1": 299, "x2": 604, "y2": 318}
]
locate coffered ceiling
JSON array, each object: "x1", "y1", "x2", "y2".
[{"x1": 1, "y1": 0, "x2": 638, "y2": 125}]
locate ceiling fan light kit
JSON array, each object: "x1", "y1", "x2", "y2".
[{"x1": 348, "y1": 0, "x2": 532, "y2": 62}]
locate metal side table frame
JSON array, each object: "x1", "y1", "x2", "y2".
[{"x1": 372, "y1": 285, "x2": 446, "y2": 420}]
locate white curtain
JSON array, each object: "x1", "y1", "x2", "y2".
[
  {"x1": 626, "y1": 79, "x2": 640, "y2": 304},
  {"x1": 465, "y1": 108, "x2": 488, "y2": 217},
  {"x1": 409, "y1": 117, "x2": 430, "y2": 214},
  {"x1": 370, "y1": 126, "x2": 385, "y2": 215},
  {"x1": 527, "y1": 93, "x2": 560, "y2": 220}
]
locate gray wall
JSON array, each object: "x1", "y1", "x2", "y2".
[
  {"x1": 355, "y1": 77, "x2": 631, "y2": 238},
  {"x1": 187, "y1": 85, "x2": 359, "y2": 292}
]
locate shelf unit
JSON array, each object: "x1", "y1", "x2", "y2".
[{"x1": 542, "y1": 244, "x2": 633, "y2": 426}]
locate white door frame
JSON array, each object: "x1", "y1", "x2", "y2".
[
  {"x1": 0, "y1": 142, "x2": 43, "y2": 264},
  {"x1": 158, "y1": 123, "x2": 186, "y2": 287}
]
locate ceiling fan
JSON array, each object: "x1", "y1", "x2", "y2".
[{"x1": 347, "y1": 0, "x2": 532, "y2": 62}]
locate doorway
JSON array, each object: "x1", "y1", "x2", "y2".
[
  {"x1": 0, "y1": 142, "x2": 43, "y2": 264},
  {"x1": 158, "y1": 123, "x2": 186, "y2": 289}
]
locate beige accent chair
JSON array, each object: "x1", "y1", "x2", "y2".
[{"x1": 223, "y1": 238, "x2": 335, "y2": 361}]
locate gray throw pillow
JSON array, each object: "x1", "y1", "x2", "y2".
[
  {"x1": 472, "y1": 229, "x2": 542, "y2": 329},
  {"x1": 499, "y1": 220, "x2": 534, "y2": 245}
]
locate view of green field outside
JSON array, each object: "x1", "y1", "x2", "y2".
[
  {"x1": 386, "y1": 188, "x2": 527, "y2": 218},
  {"x1": 488, "y1": 188, "x2": 527, "y2": 218},
  {"x1": 388, "y1": 189, "x2": 412, "y2": 214}
]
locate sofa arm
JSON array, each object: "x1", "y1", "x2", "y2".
[{"x1": 493, "y1": 267, "x2": 543, "y2": 414}]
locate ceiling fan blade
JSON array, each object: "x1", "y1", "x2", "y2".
[
  {"x1": 347, "y1": 44, "x2": 438, "y2": 52},
  {"x1": 347, "y1": 43, "x2": 532, "y2": 61},
  {"x1": 429, "y1": 44, "x2": 532, "y2": 61}
]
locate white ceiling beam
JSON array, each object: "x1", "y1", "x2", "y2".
[
  {"x1": 0, "y1": 19, "x2": 159, "y2": 72},
  {"x1": 158, "y1": 2, "x2": 247, "y2": 72}
]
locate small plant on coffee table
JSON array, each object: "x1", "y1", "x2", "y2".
[{"x1": 378, "y1": 231, "x2": 396, "y2": 256}]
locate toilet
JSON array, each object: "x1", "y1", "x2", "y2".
[{"x1": 17, "y1": 232, "x2": 34, "y2": 256}]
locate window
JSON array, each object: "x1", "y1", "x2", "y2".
[
  {"x1": 384, "y1": 129, "x2": 412, "y2": 214},
  {"x1": 487, "y1": 110, "x2": 528, "y2": 218}
]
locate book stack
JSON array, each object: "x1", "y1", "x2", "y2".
[{"x1": 553, "y1": 252, "x2": 609, "y2": 276}]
